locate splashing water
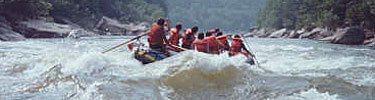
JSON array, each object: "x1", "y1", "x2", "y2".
[{"x1": 0, "y1": 37, "x2": 374, "y2": 100}]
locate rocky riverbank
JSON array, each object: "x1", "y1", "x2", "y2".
[
  {"x1": 0, "y1": 15, "x2": 149, "y2": 41},
  {"x1": 245, "y1": 26, "x2": 375, "y2": 47}
]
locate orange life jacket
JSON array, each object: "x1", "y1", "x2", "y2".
[
  {"x1": 193, "y1": 39, "x2": 208, "y2": 53},
  {"x1": 208, "y1": 30, "x2": 216, "y2": 34},
  {"x1": 216, "y1": 35, "x2": 230, "y2": 49},
  {"x1": 205, "y1": 36, "x2": 220, "y2": 54},
  {"x1": 148, "y1": 23, "x2": 165, "y2": 46},
  {"x1": 182, "y1": 29, "x2": 195, "y2": 46},
  {"x1": 168, "y1": 28, "x2": 181, "y2": 45},
  {"x1": 230, "y1": 38, "x2": 243, "y2": 53}
]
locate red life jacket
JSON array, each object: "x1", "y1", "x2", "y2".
[
  {"x1": 148, "y1": 23, "x2": 165, "y2": 46},
  {"x1": 208, "y1": 30, "x2": 216, "y2": 34},
  {"x1": 193, "y1": 39, "x2": 208, "y2": 53},
  {"x1": 205, "y1": 36, "x2": 220, "y2": 54},
  {"x1": 216, "y1": 35, "x2": 229, "y2": 49},
  {"x1": 182, "y1": 29, "x2": 195, "y2": 46},
  {"x1": 168, "y1": 28, "x2": 181, "y2": 45},
  {"x1": 231, "y1": 38, "x2": 243, "y2": 53}
]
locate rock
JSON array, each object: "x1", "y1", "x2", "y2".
[
  {"x1": 281, "y1": 31, "x2": 290, "y2": 38},
  {"x1": 244, "y1": 32, "x2": 254, "y2": 37},
  {"x1": 67, "y1": 29, "x2": 96, "y2": 39},
  {"x1": 319, "y1": 36, "x2": 335, "y2": 41},
  {"x1": 54, "y1": 17, "x2": 82, "y2": 28},
  {"x1": 363, "y1": 38, "x2": 374, "y2": 45},
  {"x1": 0, "y1": 27, "x2": 25, "y2": 41},
  {"x1": 253, "y1": 28, "x2": 276, "y2": 38},
  {"x1": 0, "y1": 16, "x2": 25, "y2": 41},
  {"x1": 305, "y1": 23, "x2": 317, "y2": 32},
  {"x1": 364, "y1": 38, "x2": 375, "y2": 47},
  {"x1": 319, "y1": 29, "x2": 334, "y2": 37},
  {"x1": 95, "y1": 16, "x2": 149, "y2": 36},
  {"x1": 249, "y1": 26, "x2": 259, "y2": 32},
  {"x1": 299, "y1": 28, "x2": 324, "y2": 39},
  {"x1": 13, "y1": 19, "x2": 75, "y2": 38},
  {"x1": 364, "y1": 29, "x2": 374, "y2": 39},
  {"x1": 296, "y1": 28, "x2": 306, "y2": 35},
  {"x1": 268, "y1": 28, "x2": 287, "y2": 38},
  {"x1": 288, "y1": 30, "x2": 299, "y2": 38},
  {"x1": 331, "y1": 27, "x2": 365, "y2": 45}
]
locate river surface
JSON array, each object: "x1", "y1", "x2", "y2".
[{"x1": 0, "y1": 36, "x2": 374, "y2": 100}]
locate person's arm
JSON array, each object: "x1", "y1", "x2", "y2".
[
  {"x1": 163, "y1": 32, "x2": 170, "y2": 45},
  {"x1": 191, "y1": 43, "x2": 195, "y2": 50},
  {"x1": 165, "y1": 18, "x2": 171, "y2": 32},
  {"x1": 241, "y1": 43, "x2": 254, "y2": 57},
  {"x1": 216, "y1": 40, "x2": 229, "y2": 50}
]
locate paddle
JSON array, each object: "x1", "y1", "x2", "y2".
[
  {"x1": 102, "y1": 33, "x2": 147, "y2": 53},
  {"x1": 240, "y1": 34, "x2": 274, "y2": 73}
]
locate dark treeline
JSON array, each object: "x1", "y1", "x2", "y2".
[
  {"x1": 255, "y1": 0, "x2": 375, "y2": 31},
  {"x1": 166, "y1": 0, "x2": 265, "y2": 31},
  {"x1": 0, "y1": 0, "x2": 167, "y2": 29}
]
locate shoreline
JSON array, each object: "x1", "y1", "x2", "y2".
[{"x1": 244, "y1": 27, "x2": 375, "y2": 48}]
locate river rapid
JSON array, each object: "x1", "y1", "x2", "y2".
[{"x1": 0, "y1": 36, "x2": 374, "y2": 100}]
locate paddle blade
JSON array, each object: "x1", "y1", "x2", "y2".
[{"x1": 128, "y1": 43, "x2": 134, "y2": 51}]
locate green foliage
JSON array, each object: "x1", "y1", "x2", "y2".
[
  {"x1": 166, "y1": 0, "x2": 265, "y2": 31},
  {"x1": 255, "y1": 0, "x2": 375, "y2": 30},
  {"x1": 0, "y1": 0, "x2": 52, "y2": 18},
  {"x1": 0, "y1": 0, "x2": 167, "y2": 28},
  {"x1": 47, "y1": 0, "x2": 166, "y2": 28}
]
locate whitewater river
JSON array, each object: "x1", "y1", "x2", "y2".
[{"x1": 0, "y1": 36, "x2": 374, "y2": 100}]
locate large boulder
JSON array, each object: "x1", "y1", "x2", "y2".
[
  {"x1": 13, "y1": 19, "x2": 75, "y2": 38},
  {"x1": 363, "y1": 38, "x2": 374, "y2": 45},
  {"x1": 252, "y1": 28, "x2": 276, "y2": 38},
  {"x1": 319, "y1": 29, "x2": 334, "y2": 37},
  {"x1": 331, "y1": 27, "x2": 365, "y2": 45},
  {"x1": 299, "y1": 28, "x2": 324, "y2": 39},
  {"x1": 268, "y1": 28, "x2": 288, "y2": 38},
  {"x1": 95, "y1": 16, "x2": 149, "y2": 36},
  {"x1": 67, "y1": 29, "x2": 96, "y2": 39},
  {"x1": 0, "y1": 16, "x2": 25, "y2": 41},
  {"x1": 0, "y1": 27, "x2": 25, "y2": 41},
  {"x1": 288, "y1": 30, "x2": 299, "y2": 38},
  {"x1": 364, "y1": 29, "x2": 374, "y2": 39}
]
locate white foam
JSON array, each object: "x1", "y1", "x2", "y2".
[{"x1": 272, "y1": 88, "x2": 342, "y2": 100}]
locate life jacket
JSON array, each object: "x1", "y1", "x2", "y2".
[
  {"x1": 182, "y1": 29, "x2": 195, "y2": 46},
  {"x1": 216, "y1": 35, "x2": 230, "y2": 49},
  {"x1": 208, "y1": 30, "x2": 216, "y2": 34},
  {"x1": 168, "y1": 28, "x2": 181, "y2": 45},
  {"x1": 230, "y1": 38, "x2": 243, "y2": 53},
  {"x1": 148, "y1": 23, "x2": 165, "y2": 46},
  {"x1": 193, "y1": 39, "x2": 208, "y2": 53},
  {"x1": 205, "y1": 36, "x2": 220, "y2": 54}
]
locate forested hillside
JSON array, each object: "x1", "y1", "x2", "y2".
[
  {"x1": 0, "y1": 0, "x2": 167, "y2": 29},
  {"x1": 255, "y1": 0, "x2": 375, "y2": 30},
  {"x1": 166, "y1": 0, "x2": 265, "y2": 31}
]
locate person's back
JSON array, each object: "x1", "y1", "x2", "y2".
[
  {"x1": 204, "y1": 32, "x2": 220, "y2": 54},
  {"x1": 168, "y1": 24, "x2": 182, "y2": 46},
  {"x1": 216, "y1": 32, "x2": 230, "y2": 51},
  {"x1": 148, "y1": 23, "x2": 164, "y2": 46},
  {"x1": 229, "y1": 35, "x2": 250, "y2": 56},
  {"x1": 148, "y1": 18, "x2": 169, "y2": 53},
  {"x1": 208, "y1": 28, "x2": 220, "y2": 34},
  {"x1": 192, "y1": 32, "x2": 208, "y2": 53},
  {"x1": 230, "y1": 38, "x2": 243, "y2": 53},
  {"x1": 182, "y1": 26, "x2": 198, "y2": 49}
]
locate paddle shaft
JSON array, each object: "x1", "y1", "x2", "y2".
[
  {"x1": 169, "y1": 44, "x2": 186, "y2": 51},
  {"x1": 102, "y1": 33, "x2": 147, "y2": 53},
  {"x1": 241, "y1": 36, "x2": 260, "y2": 66}
]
